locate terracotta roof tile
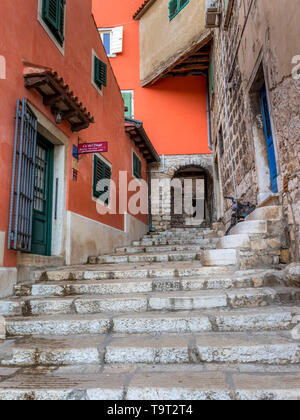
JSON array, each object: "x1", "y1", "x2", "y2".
[{"x1": 133, "y1": 0, "x2": 157, "y2": 20}]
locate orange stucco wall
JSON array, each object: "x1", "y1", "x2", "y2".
[
  {"x1": 92, "y1": 0, "x2": 211, "y2": 156},
  {"x1": 0, "y1": 0, "x2": 147, "y2": 267}
]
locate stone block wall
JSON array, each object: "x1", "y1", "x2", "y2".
[{"x1": 210, "y1": 0, "x2": 300, "y2": 262}]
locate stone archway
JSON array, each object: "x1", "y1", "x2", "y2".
[
  {"x1": 171, "y1": 165, "x2": 214, "y2": 228},
  {"x1": 150, "y1": 154, "x2": 215, "y2": 231}
]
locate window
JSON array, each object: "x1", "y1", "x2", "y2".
[
  {"x1": 42, "y1": 0, "x2": 66, "y2": 46},
  {"x1": 94, "y1": 56, "x2": 107, "y2": 90},
  {"x1": 93, "y1": 155, "x2": 111, "y2": 204},
  {"x1": 133, "y1": 152, "x2": 142, "y2": 179},
  {"x1": 169, "y1": 0, "x2": 190, "y2": 21},
  {"x1": 122, "y1": 91, "x2": 134, "y2": 119},
  {"x1": 98, "y1": 27, "x2": 123, "y2": 57}
]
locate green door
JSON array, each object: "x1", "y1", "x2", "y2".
[{"x1": 31, "y1": 134, "x2": 54, "y2": 256}]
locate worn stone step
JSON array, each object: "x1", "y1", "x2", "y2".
[
  {"x1": 105, "y1": 332, "x2": 300, "y2": 365},
  {"x1": 6, "y1": 314, "x2": 111, "y2": 337},
  {"x1": 246, "y1": 206, "x2": 282, "y2": 222},
  {"x1": 133, "y1": 238, "x2": 219, "y2": 246},
  {"x1": 96, "y1": 251, "x2": 201, "y2": 265},
  {"x1": 0, "y1": 335, "x2": 104, "y2": 367},
  {"x1": 1, "y1": 368, "x2": 300, "y2": 400},
  {"x1": 113, "y1": 306, "x2": 299, "y2": 334},
  {"x1": 34, "y1": 264, "x2": 233, "y2": 282},
  {"x1": 1, "y1": 331, "x2": 299, "y2": 368},
  {"x1": 216, "y1": 234, "x2": 251, "y2": 250},
  {"x1": 4, "y1": 287, "x2": 295, "y2": 317},
  {"x1": 230, "y1": 220, "x2": 268, "y2": 236},
  {"x1": 115, "y1": 243, "x2": 214, "y2": 255},
  {"x1": 201, "y1": 249, "x2": 238, "y2": 266},
  {"x1": 14, "y1": 270, "x2": 268, "y2": 298}
]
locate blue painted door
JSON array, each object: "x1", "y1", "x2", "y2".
[{"x1": 260, "y1": 84, "x2": 278, "y2": 193}]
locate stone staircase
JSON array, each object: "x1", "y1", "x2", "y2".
[{"x1": 0, "y1": 220, "x2": 300, "y2": 400}]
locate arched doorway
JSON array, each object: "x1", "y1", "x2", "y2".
[{"x1": 171, "y1": 165, "x2": 213, "y2": 228}]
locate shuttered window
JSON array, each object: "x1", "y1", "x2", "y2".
[
  {"x1": 94, "y1": 56, "x2": 107, "y2": 90},
  {"x1": 169, "y1": 0, "x2": 190, "y2": 21},
  {"x1": 122, "y1": 92, "x2": 133, "y2": 118},
  {"x1": 93, "y1": 155, "x2": 111, "y2": 205},
  {"x1": 42, "y1": 0, "x2": 65, "y2": 46},
  {"x1": 133, "y1": 152, "x2": 142, "y2": 179}
]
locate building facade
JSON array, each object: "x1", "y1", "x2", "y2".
[
  {"x1": 93, "y1": 0, "x2": 213, "y2": 231},
  {"x1": 0, "y1": 0, "x2": 158, "y2": 297},
  {"x1": 209, "y1": 0, "x2": 300, "y2": 262}
]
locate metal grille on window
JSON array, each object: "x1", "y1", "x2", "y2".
[{"x1": 8, "y1": 99, "x2": 38, "y2": 252}]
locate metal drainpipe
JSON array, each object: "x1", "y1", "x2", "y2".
[
  {"x1": 201, "y1": 72, "x2": 213, "y2": 151},
  {"x1": 147, "y1": 165, "x2": 154, "y2": 232},
  {"x1": 220, "y1": 24, "x2": 238, "y2": 200}
]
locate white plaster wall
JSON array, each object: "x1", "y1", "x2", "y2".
[{"x1": 66, "y1": 211, "x2": 148, "y2": 265}]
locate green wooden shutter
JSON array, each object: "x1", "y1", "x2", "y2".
[
  {"x1": 224, "y1": 0, "x2": 229, "y2": 12},
  {"x1": 169, "y1": 0, "x2": 178, "y2": 20},
  {"x1": 133, "y1": 153, "x2": 142, "y2": 179},
  {"x1": 179, "y1": 0, "x2": 189, "y2": 9},
  {"x1": 94, "y1": 57, "x2": 107, "y2": 89},
  {"x1": 93, "y1": 156, "x2": 111, "y2": 204},
  {"x1": 122, "y1": 92, "x2": 133, "y2": 118},
  {"x1": 42, "y1": 0, "x2": 65, "y2": 45}
]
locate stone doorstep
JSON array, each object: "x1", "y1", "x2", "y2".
[
  {"x1": 1, "y1": 369, "x2": 300, "y2": 400},
  {"x1": 1, "y1": 287, "x2": 300, "y2": 317},
  {"x1": 1, "y1": 332, "x2": 300, "y2": 367},
  {"x1": 4, "y1": 306, "x2": 300, "y2": 337}
]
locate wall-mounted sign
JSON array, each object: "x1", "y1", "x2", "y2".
[
  {"x1": 78, "y1": 142, "x2": 108, "y2": 155},
  {"x1": 73, "y1": 145, "x2": 79, "y2": 160}
]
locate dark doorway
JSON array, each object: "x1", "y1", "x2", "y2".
[{"x1": 171, "y1": 166, "x2": 213, "y2": 228}]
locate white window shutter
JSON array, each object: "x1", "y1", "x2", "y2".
[{"x1": 111, "y1": 26, "x2": 123, "y2": 54}]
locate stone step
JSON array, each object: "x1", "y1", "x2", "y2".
[
  {"x1": 1, "y1": 368, "x2": 300, "y2": 400},
  {"x1": 133, "y1": 238, "x2": 219, "y2": 246},
  {"x1": 96, "y1": 251, "x2": 201, "y2": 265},
  {"x1": 201, "y1": 249, "x2": 238, "y2": 266},
  {"x1": 34, "y1": 264, "x2": 233, "y2": 282},
  {"x1": 246, "y1": 206, "x2": 282, "y2": 222},
  {"x1": 1, "y1": 332, "x2": 299, "y2": 368},
  {"x1": 6, "y1": 314, "x2": 111, "y2": 337},
  {"x1": 230, "y1": 220, "x2": 268, "y2": 236},
  {"x1": 14, "y1": 270, "x2": 268, "y2": 298},
  {"x1": 105, "y1": 332, "x2": 300, "y2": 365},
  {"x1": 216, "y1": 234, "x2": 251, "y2": 250},
  {"x1": 5, "y1": 306, "x2": 299, "y2": 337},
  {"x1": 3, "y1": 287, "x2": 296, "y2": 317},
  {"x1": 115, "y1": 243, "x2": 215, "y2": 255}
]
